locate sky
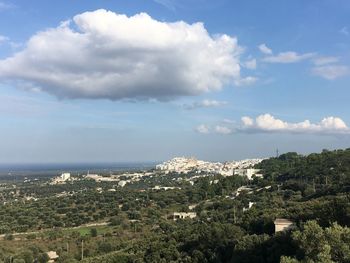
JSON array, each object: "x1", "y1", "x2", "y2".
[{"x1": 0, "y1": 0, "x2": 349, "y2": 163}]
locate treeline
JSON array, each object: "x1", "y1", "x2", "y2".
[{"x1": 256, "y1": 148, "x2": 350, "y2": 190}]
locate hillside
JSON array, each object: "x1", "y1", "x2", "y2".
[{"x1": 0, "y1": 149, "x2": 348, "y2": 262}]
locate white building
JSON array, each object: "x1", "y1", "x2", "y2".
[
  {"x1": 47, "y1": 251, "x2": 59, "y2": 262},
  {"x1": 118, "y1": 180, "x2": 127, "y2": 187},
  {"x1": 172, "y1": 212, "x2": 197, "y2": 220},
  {"x1": 51, "y1": 172, "x2": 71, "y2": 185},
  {"x1": 85, "y1": 174, "x2": 119, "y2": 182},
  {"x1": 274, "y1": 218, "x2": 295, "y2": 232},
  {"x1": 188, "y1": 204, "x2": 197, "y2": 210},
  {"x1": 60, "y1": 173, "x2": 70, "y2": 181},
  {"x1": 152, "y1": 185, "x2": 180, "y2": 190},
  {"x1": 234, "y1": 168, "x2": 263, "y2": 180},
  {"x1": 243, "y1": 202, "x2": 255, "y2": 212}
]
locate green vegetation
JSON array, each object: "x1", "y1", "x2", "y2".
[{"x1": 0, "y1": 148, "x2": 349, "y2": 262}]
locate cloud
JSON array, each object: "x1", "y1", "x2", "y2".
[
  {"x1": 0, "y1": 35, "x2": 21, "y2": 50},
  {"x1": 223, "y1": 118, "x2": 235, "y2": 124},
  {"x1": 263, "y1": 51, "x2": 315, "y2": 63},
  {"x1": 0, "y1": 9, "x2": 252, "y2": 101},
  {"x1": 153, "y1": 0, "x2": 177, "y2": 10},
  {"x1": 0, "y1": 35, "x2": 9, "y2": 44},
  {"x1": 241, "y1": 116, "x2": 254, "y2": 126},
  {"x1": 312, "y1": 56, "x2": 339, "y2": 66},
  {"x1": 184, "y1": 99, "x2": 228, "y2": 110},
  {"x1": 9, "y1": 41, "x2": 23, "y2": 50},
  {"x1": 243, "y1": 58, "x2": 257, "y2": 70},
  {"x1": 234, "y1": 76, "x2": 258, "y2": 86},
  {"x1": 195, "y1": 124, "x2": 233, "y2": 134},
  {"x1": 0, "y1": 1, "x2": 14, "y2": 11},
  {"x1": 214, "y1": 125, "x2": 232, "y2": 134},
  {"x1": 195, "y1": 114, "x2": 350, "y2": 135},
  {"x1": 258, "y1": 43, "x2": 272, "y2": 55},
  {"x1": 240, "y1": 114, "x2": 350, "y2": 134},
  {"x1": 195, "y1": 124, "x2": 210, "y2": 134},
  {"x1": 311, "y1": 65, "x2": 349, "y2": 80},
  {"x1": 340, "y1": 27, "x2": 349, "y2": 36}
]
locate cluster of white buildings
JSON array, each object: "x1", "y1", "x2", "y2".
[
  {"x1": 85, "y1": 174, "x2": 119, "y2": 182},
  {"x1": 156, "y1": 157, "x2": 201, "y2": 173},
  {"x1": 156, "y1": 157, "x2": 264, "y2": 179},
  {"x1": 50, "y1": 173, "x2": 71, "y2": 185},
  {"x1": 84, "y1": 172, "x2": 154, "y2": 188}
]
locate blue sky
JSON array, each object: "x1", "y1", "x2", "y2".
[{"x1": 0, "y1": 0, "x2": 349, "y2": 163}]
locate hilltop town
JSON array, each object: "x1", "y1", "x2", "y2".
[
  {"x1": 156, "y1": 156, "x2": 263, "y2": 178},
  {"x1": 47, "y1": 157, "x2": 264, "y2": 191}
]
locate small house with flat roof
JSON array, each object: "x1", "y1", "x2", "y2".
[{"x1": 274, "y1": 218, "x2": 295, "y2": 233}]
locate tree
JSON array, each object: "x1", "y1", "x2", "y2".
[
  {"x1": 280, "y1": 256, "x2": 300, "y2": 263},
  {"x1": 90, "y1": 228, "x2": 97, "y2": 237},
  {"x1": 4, "y1": 234, "x2": 13, "y2": 240},
  {"x1": 325, "y1": 223, "x2": 350, "y2": 262},
  {"x1": 292, "y1": 221, "x2": 333, "y2": 262},
  {"x1": 37, "y1": 253, "x2": 50, "y2": 263},
  {"x1": 22, "y1": 251, "x2": 34, "y2": 263}
]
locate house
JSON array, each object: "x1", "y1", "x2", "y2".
[
  {"x1": 243, "y1": 201, "x2": 255, "y2": 212},
  {"x1": 188, "y1": 204, "x2": 197, "y2": 210},
  {"x1": 234, "y1": 169, "x2": 263, "y2": 180},
  {"x1": 47, "y1": 251, "x2": 59, "y2": 262},
  {"x1": 274, "y1": 218, "x2": 295, "y2": 232},
  {"x1": 118, "y1": 180, "x2": 127, "y2": 187},
  {"x1": 172, "y1": 212, "x2": 197, "y2": 221},
  {"x1": 50, "y1": 173, "x2": 71, "y2": 185},
  {"x1": 60, "y1": 173, "x2": 70, "y2": 181}
]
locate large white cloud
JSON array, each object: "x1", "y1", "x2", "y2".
[
  {"x1": 0, "y1": 9, "x2": 253, "y2": 100},
  {"x1": 240, "y1": 114, "x2": 350, "y2": 134}
]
